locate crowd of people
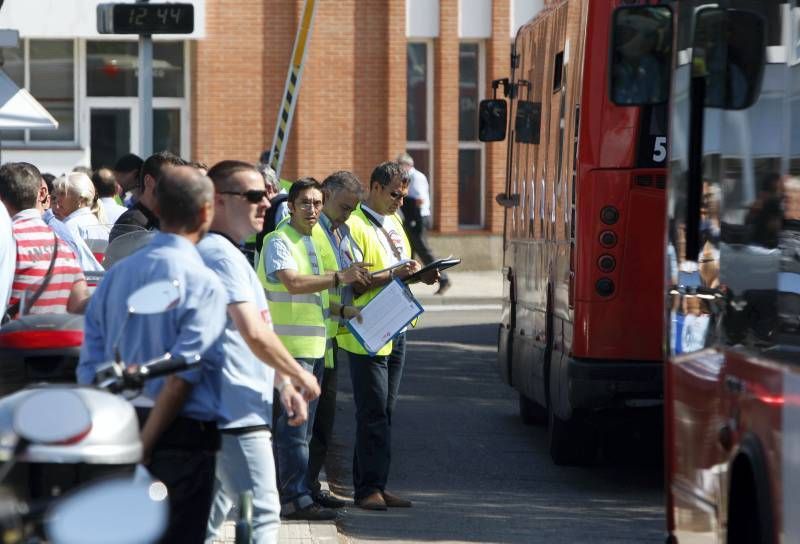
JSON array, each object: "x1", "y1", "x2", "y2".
[{"x1": 0, "y1": 151, "x2": 442, "y2": 544}]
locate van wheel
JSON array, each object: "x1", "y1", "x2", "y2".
[
  {"x1": 548, "y1": 405, "x2": 596, "y2": 466},
  {"x1": 519, "y1": 393, "x2": 547, "y2": 425}
]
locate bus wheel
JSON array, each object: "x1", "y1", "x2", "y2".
[
  {"x1": 548, "y1": 406, "x2": 596, "y2": 466},
  {"x1": 519, "y1": 393, "x2": 546, "y2": 425}
]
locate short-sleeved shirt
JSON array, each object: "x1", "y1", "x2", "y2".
[
  {"x1": 264, "y1": 230, "x2": 311, "y2": 282},
  {"x1": 197, "y1": 232, "x2": 275, "y2": 430},
  {"x1": 0, "y1": 203, "x2": 15, "y2": 316},
  {"x1": 77, "y1": 232, "x2": 227, "y2": 422},
  {"x1": 407, "y1": 167, "x2": 431, "y2": 218},
  {"x1": 10, "y1": 209, "x2": 85, "y2": 315}
]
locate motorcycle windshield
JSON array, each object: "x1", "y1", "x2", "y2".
[{"x1": 102, "y1": 229, "x2": 155, "y2": 270}]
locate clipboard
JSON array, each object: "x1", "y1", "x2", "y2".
[
  {"x1": 403, "y1": 257, "x2": 461, "y2": 284},
  {"x1": 345, "y1": 279, "x2": 424, "y2": 355}
]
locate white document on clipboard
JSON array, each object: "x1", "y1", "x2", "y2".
[{"x1": 345, "y1": 278, "x2": 424, "y2": 354}]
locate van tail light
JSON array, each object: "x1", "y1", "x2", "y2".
[{"x1": 0, "y1": 330, "x2": 83, "y2": 350}]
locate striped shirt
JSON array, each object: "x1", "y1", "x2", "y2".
[{"x1": 10, "y1": 209, "x2": 85, "y2": 315}]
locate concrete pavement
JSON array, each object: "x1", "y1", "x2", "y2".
[
  {"x1": 217, "y1": 270, "x2": 503, "y2": 544},
  {"x1": 409, "y1": 270, "x2": 502, "y2": 306}
]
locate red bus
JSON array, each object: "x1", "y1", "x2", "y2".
[
  {"x1": 479, "y1": 0, "x2": 669, "y2": 465},
  {"x1": 611, "y1": 1, "x2": 795, "y2": 542}
]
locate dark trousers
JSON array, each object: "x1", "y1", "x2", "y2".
[
  {"x1": 406, "y1": 217, "x2": 448, "y2": 281},
  {"x1": 149, "y1": 449, "x2": 217, "y2": 544},
  {"x1": 348, "y1": 333, "x2": 407, "y2": 500},
  {"x1": 307, "y1": 345, "x2": 339, "y2": 495},
  {"x1": 136, "y1": 409, "x2": 219, "y2": 544}
]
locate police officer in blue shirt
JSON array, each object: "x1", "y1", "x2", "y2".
[
  {"x1": 201, "y1": 160, "x2": 321, "y2": 543},
  {"x1": 78, "y1": 165, "x2": 227, "y2": 544}
]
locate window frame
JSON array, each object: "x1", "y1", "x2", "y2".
[
  {"x1": 406, "y1": 39, "x2": 435, "y2": 222},
  {"x1": 457, "y1": 39, "x2": 486, "y2": 229},
  {"x1": 1, "y1": 38, "x2": 79, "y2": 147}
]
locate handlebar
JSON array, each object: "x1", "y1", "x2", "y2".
[{"x1": 94, "y1": 354, "x2": 200, "y2": 394}]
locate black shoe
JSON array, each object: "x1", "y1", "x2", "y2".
[
  {"x1": 434, "y1": 279, "x2": 451, "y2": 295},
  {"x1": 313, "y1": 490, "x2": 347, "y2": 509},
  {"x1": 282, "y1": 503, "x2": 338, "y2": 521}
]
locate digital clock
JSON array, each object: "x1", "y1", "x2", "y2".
[{"x1": 97, "y1": 3, "x2": 194, "y2": 35}]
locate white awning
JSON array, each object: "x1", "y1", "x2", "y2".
[{"x1": 0, "y1": 70, "x2": 57, "y2": 130}]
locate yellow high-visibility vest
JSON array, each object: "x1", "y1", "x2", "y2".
[
  {"x1": 257, "y1": 222, "x2": 329, "y2": 359},
  {"x1": 337, "y1": 206, "x2": 410, "y2": 357},
  {"x1": 312, "y1": 223, "x2": 339, "y2": 369}
]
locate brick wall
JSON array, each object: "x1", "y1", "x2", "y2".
[
  {"x1": 433, "y1": 0, "x2": 459, "y2": 233},
  {"x1": 194, "y1": 0, "x2": 515, "y2": 237},
  {"x1": 195, "y1": 0, "x2": 405, "y2": 187}
]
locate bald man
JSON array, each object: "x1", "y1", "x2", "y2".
[{"x1": 79, "y1": 166, "x2": 228, "y2": 543}]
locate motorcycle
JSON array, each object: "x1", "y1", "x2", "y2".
[
  {"x1": 0, "y1": 279, "x2": 195, "y2": 542},
  {"x1": 0, "y1": 386, "x2": 169, "y2": 543}
]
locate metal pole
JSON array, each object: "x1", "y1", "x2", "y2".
[{"x1": 138, "y1": 0, "x2": 153, "y2": 158}]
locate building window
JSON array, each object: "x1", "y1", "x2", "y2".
[
  {"x1": 1, "y1": 39, "x2": 76, "y2": 144},
  {"x1": 406, "y1": 41, "x2": 433, "y2": 214},
  {"x1": 87, "y1": 41, "x2": 185, "y2": 98},
  {"x1": 458, "y1": 42, "x2": 484, "y2": 227}
]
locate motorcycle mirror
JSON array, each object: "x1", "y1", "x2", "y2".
[
  {"x1": 13, "y1": 390, "x2": 92, "y2": 445},
  {"x1": 126, "y1": 280, "x2": 181, "y2": 315},
  {"x1": 45, "y1": 476, "x2": 168, "y2": 544}
]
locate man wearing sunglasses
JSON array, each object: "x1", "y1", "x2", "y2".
[
  {"x1": 258, "y1": 177, "x2": 369, "y2": 521},
  {"x1": 338, "y1": 161, "x2": 438, "y2": 511},
  {"x1": 201, "y1": 161, "x2": 321, "y2": 543}
]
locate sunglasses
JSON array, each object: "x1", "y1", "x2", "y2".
[
  {"x1": 219, "y1": 190, "x2": 268, "y2": 204},
  {"x1": 388, "y1": 190, "x2": 405, "y2": 201}
]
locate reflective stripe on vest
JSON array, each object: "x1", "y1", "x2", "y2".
[{"x1": 258, "y1": 223, "x2": 329, "y2": 359}]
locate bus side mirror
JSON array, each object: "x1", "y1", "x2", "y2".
[
  {"x1": 515, "y1": 101, "x2": 541, "y2": 144},
  {"x1": 609, "y1": 5, "x2": 673, "y2": 106},
  {"x1": 479, "y1": 99, "x2": 507, "y2": 142},
  {"x1": 692, "y1": 8, "x2": 765, "y2": 111}
]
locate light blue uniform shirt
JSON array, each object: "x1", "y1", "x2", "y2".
[
  {"x1": 77, "y1": 232, "x2": 227, "y2": 422},
  {"x1": 318, "y1": 212, "x2": 362, "y2": 306},
  {"x1": 43, "y1": 210, "x2": 103, "y2": 272},
  {"x1": 197, "y1": 233, "x2": 275, "y2": 429}
]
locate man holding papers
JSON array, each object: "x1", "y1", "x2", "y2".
[
  {"x1": 306, "y1": 170, "x2": 368, "y2": 509},
  {"x1": 339, "y1": 161, "x2": 438, "y2": 511},
  {"x1": 257, "y1": 178, "x2": 368, "y2": 520}
]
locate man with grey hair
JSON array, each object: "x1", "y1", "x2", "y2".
[
  {"x1": 306, "y1": 170, "x2": 369, "y2": 508},
  {"x1": 78, "y1": 165, "x2": 228, "y2": 543},
  {"x1": 396, "y1": 152, "x2": 451, "y2": 294}
]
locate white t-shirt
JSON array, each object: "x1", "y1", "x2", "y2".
[
  {"x1": 407, "y1": 167, "x2": 431, "y2": 218},
  {"x1": 0, "y1": 202, "x2": 15, "y2": 316}
]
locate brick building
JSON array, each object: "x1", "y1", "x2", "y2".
[{"x1": 1, "y1": 0, "x2": 544, "y2": 268}]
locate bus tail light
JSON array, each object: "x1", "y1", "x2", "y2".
[
  {"x1": 596, "y1": 278, "x2": 614, "y2": 297},
  {"x1": 599, "y1": 230, "x2": 617, "y2": 248},
  {"x1": 598, "y1": 254, "x2": 616, "y2": 273},
  {"x1": 600, "y1": 206, "x2": 619, "y2": 225}
]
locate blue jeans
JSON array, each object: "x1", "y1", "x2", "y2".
[
  {"x1": 206, "y1": 430, "x2": 280, "y2": 544},
  {"x1": 347, "y1": 333, "x2": 406, "y2": 500},
  {"x1": 274, "y1": 357, "x2": 324, "y2": 514}
]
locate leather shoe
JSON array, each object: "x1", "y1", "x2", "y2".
[
  {"x1": 356, "y1": 491, "x2": 387, "y2": 511},
  {"x1": 382, "y1": 490, "x2": 412, "y2": 507},
  {"x1": 313, "y1": 490, "x2": 347, "y2": 509},
  {"x1": 434, "y1": 279, "x2": 451, "y2": 295},
  {"x1": 282, "y1": 503, "x2": 338, "y2": 521}
]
